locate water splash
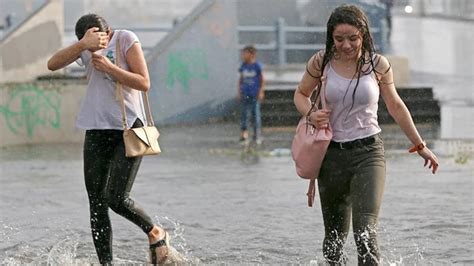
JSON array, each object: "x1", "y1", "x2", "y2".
[
  {"x1": 153, "y1": 215, "x2": 201, "y2": 264},
  {"x1": 378, "y1": 224, "x2": 427, "y2": 265},
  {"x1": 46, "y1": 232, "x2": 80, "y2": 265}
]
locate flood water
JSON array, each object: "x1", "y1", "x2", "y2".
[{"x1": 1, "y1": 123, "x2": 473, "y2": 265}]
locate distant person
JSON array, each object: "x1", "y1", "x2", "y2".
[
  {"x1": 380, "y1": 0, "x2": 394, "y2": 42},
  {"x1": 47, "y1": 14, "x2": 170, "y2": 264},
  {"x1": 238, "y1": 45, "x2": 265, "y2": 145},
  {"x1": 5, "y1": 13, "x2": 14, "y2": 29},
  {"x1": 293, "y1": 5, "x2": 439, "y2": 265}
]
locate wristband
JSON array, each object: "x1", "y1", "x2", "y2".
[{"x1": 409, "y1": 141, "x2": 425, "y2": 153}]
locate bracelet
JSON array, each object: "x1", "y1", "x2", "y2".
[{"x1": 408, "y1": 141, "x2": 426, "y2": 153}]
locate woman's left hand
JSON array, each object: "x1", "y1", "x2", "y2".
[
  {"x1": 417, "y1": 147, "x2": 439, "y2": 174},
  {"x1": 91, "y1": 53, "x2": 114, "y2": 74}
]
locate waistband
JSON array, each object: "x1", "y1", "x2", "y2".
[{"x1": 329, "y1": 134, "x2": 379, "y2": 150}]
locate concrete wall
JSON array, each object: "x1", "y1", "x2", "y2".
[
  {"x1": 386, "y1": 55, "x2": 410, "y2": 87},
  {"x1": 0, "y1": 0, "x2": 64, "y2": 83},
  {"x1": 0, "y1": 80, "x2": 85, "y2": 147},
  {"x1": 440, "y1": 102, "x2": 474, "y2": 140},
  {"x1": 146, "y1": 0, "x2": 239, "y2": 124}
]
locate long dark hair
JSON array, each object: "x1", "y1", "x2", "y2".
[
  {"x1": 312, "y1": 5, "x2": 389, "y2": 112},
  {"x1": 75, "y1": 13, "x2": 110, "y2": 40}
]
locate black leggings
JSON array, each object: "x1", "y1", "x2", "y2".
[
  {"x1": 318, "y1": 134, "x2": 386, "y2": 265},
  {"x1": 83, "y1": 119, "x2": 154, "y2": 264}
]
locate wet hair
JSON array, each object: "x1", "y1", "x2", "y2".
[
  {"x1": 308, "y1": 5, "x2": 390, "y2": 115},
  {"x1": 75, "y1": 14, "x2": 109, "y2": 40},
  {"x1": 242, "y1": 45, "x2": 257, "y2": 54}
]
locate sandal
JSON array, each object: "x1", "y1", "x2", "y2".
[{"x1": 149, "y1": 231, "x2": 170, "y2": 265}]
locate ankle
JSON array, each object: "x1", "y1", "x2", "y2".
[{"x1": 148, "y1": 225, "x2": 164, "y2": 243}]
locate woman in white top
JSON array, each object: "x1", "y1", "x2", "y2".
[
  {"x1": 47, "y1": 14, "x2": 169, "y2": 264},
  {"x1": 294, "y1": 5, "x2": 439, "y2": 265}
]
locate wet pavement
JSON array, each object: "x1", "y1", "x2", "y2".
[
  {"x1": 1, "y1": 122, "x2": 473, "y2": 265},
  {"x1": 1, "y1": 13, "x2": 474, "y2": 266}
]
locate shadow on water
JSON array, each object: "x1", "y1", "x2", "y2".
[{"x1": 240, "y1": 141, "x2": 261, "y2": 164}]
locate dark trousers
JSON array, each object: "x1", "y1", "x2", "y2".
[
  {"x1": 83, "y1": 119, "x2": 154, "y2": 264},
  {"x1": 318, "y1": 134, "x2": 386, "y2": 265},
  {"x1": 240, "y1": 95, "x2": 262, "y2": 139}
]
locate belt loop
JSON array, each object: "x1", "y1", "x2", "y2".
[{"x1": 339, "y1": 142, "x2": 345, "y2": 150}]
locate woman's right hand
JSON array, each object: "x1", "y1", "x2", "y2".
[
  {"x1": 80, "y1": 27, "x2": 109, "y2": 51},
  {"x1": 309, "y1": 109, "x2": 331, "y2": 129}
]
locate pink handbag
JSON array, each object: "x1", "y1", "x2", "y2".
[{"x1": 291, "y1": 66, "x2": 332, "y2": 207}]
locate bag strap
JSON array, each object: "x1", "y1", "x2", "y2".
[
  {"x1": 306, "y1": 65, "x2": 329, "y2": 117},
  {"x1": 306, "y1": 66, "x2": 328, "y2": 207},
  {"x1": 304, "y1": 65, "x2": 328, "y2": 207},
  {"x1": 115, "y1": 30, "x2": 155, "y2": 130},
  {"x1": 307, "y1": 179, "x2": 316, "y2": 207}
]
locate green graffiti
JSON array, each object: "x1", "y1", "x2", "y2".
[
  {"x1": 166, "y1": 49, "x2": 209, "y2": 93},
  {"x1": 0, "y1": 84, "x2": 61, "y2": 138}
]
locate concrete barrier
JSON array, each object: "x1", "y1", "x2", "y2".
[
  {"x1": 0, "y1": 0, "x2": 64, "y2": 83},
  {"x1": 0, "y1": 79, "x2": 85, "y2": 147},
  {"x1": 146, "y1": 0, "x2": 239, "y2": 124},
  {"x1": 386, "y1": 55, "x2": 410, "y2": 87}
]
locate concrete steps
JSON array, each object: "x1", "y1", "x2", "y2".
[{"x1": 261, "y1": 85, "x2": 440, "y2": 127}]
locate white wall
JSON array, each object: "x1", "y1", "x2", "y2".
[{"x1": 0, "y1": 0, "x2": 64, "y2": 83}]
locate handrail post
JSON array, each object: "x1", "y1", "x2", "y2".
[{"x1": 276, "y1": 17, "x2": 286, "y2": 66}]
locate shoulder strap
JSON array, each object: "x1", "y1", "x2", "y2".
[
  {"x1": 306, "y1": 65, "x2": 329, "y2": 117},
  {"x1": 115, "y1": 30, "x2": 155, "y2": 130},
  {"x1": 307, "y1": 179, "x2": 315, "y2": 207}
]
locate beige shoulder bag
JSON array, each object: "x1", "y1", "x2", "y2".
[{"x1": 115, "y1": 31, "x2": 161, "y2": 157}]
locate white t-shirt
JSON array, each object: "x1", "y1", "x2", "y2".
[{"x1": 75, "y1": 29, "x2": 147, "y2": 130}]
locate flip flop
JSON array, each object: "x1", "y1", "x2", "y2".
[{"x1": 149, "y1": 231, "x2": 170, "y2": 265}]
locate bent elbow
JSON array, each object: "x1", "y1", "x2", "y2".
[
  {"x1": 140, "y1": 79, "x2": 151, "y2": 92},
  {"x1": 47, "y1": 62, "x2": 55, "y2": 71},
  {"x1": 47, "y1": 60, "x2": 58, "y2": 71},
  {"x1": 143, "y1": 76, "x2": 151, "y2": 91},
  {"x1": 293, "y1": 89, "x2": 299, "y2": 105},
  {"x1": 293, "y1": 88, "x2": 306, "y2": 105}
]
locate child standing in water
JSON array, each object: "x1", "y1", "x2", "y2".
[{"x1": 238, "y1": 45, "x2": 265, "y2": 145}]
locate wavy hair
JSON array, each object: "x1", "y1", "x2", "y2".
[{"x1": 308, "y1": 5, "x2": 390, "y2": 113}]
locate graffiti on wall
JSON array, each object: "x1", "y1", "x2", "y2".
[
  {"x1": 166, "y1": 48, "x2": 209, "y2": 93},
  {"x1": 0, "y1": 84, "x2": 61, "y2": 138}
]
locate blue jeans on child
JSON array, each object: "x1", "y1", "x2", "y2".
[{"x1": 240, "y1": 96, "x2": 261, "y2": 139}]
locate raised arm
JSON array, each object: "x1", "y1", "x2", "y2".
[
  {"x1": 47, "y1": 27, "x2": 108, "y2": 71},
  {"x1": 377, "y1": 55, "x2": 439, "y2": 173}
]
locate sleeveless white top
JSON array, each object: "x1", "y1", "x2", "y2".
[
  {"x1": 75, "y1": 29, "x2": 147, "y2": 130},
  {"x1": 325, "y1": 63, "x2": 381, "y2": 142}
]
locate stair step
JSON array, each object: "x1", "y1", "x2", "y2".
[{"x1": 260, "y1": 87, "x2": 440, "y2": 126}]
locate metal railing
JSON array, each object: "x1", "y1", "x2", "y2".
[
  {"x1": 238, "y1": 17, "x2": 384, "y2": 66},
  {"x1": 64, "y1": 26, "x2": 173, "y2": 53},
  {"x1": 63, "y1": 17, "x2": 385, "y2": 67}
]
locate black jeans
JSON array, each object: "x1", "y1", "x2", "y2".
[
  {"x1": 83, "y1": 119, "x2": 154, "y2": 264},
  {"x1": 318, "y1": 134, "x2": 386, "y2": 265}
]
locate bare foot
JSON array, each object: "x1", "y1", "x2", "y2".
[{"x1": 148, "y1": 225, "x2": 169, "y2": 264}]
